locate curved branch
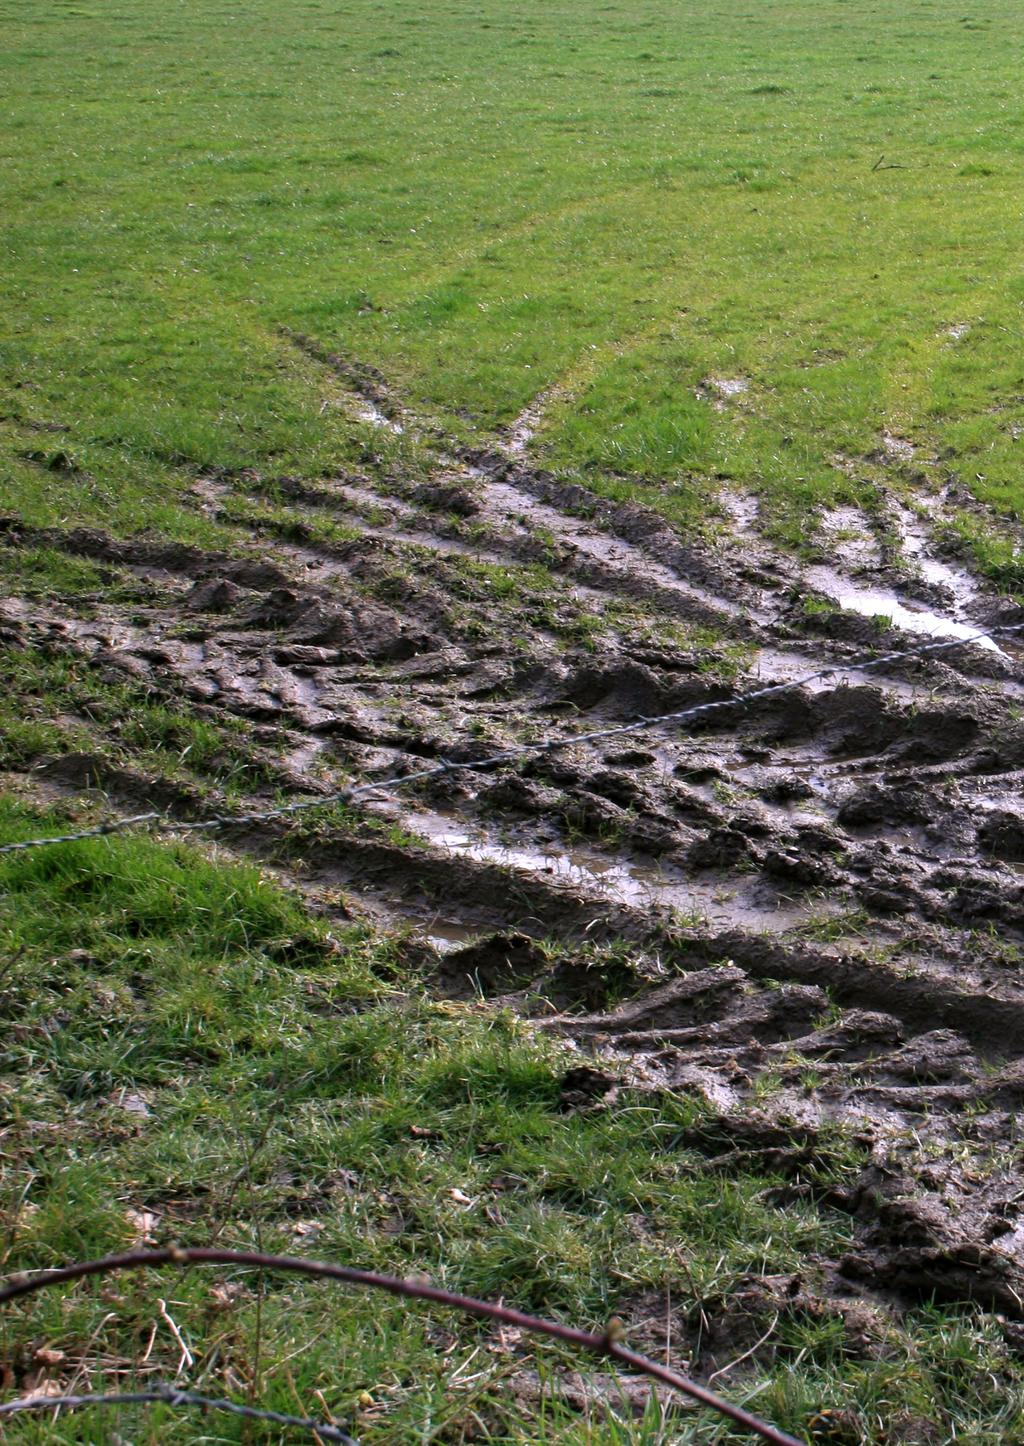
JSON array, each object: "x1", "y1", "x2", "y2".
[{"x1": 0, "y1": 1246, "x2": 803, "y2": 1446}]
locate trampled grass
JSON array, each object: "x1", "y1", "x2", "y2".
[{"x1": 3, "y1": 0, "x2": 1024, "y2": 541}]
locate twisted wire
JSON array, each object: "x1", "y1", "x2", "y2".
[
  {"x1": 0, "y1": 1382, "x2": 357, "y2": 1440},
  {"x1": 2, "y1": 620, "x2": 1023, "y2": 857}
]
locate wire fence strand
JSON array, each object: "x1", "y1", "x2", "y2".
[
  {"x1": 0, "y1": 1245, "x2": 804, "y2": 1446},
  {"x1": 2, "y1": 620, "x2": 1023, "y2": 858},
  {"x1": 0, "y1": 1384, "x2": 358, "y2": 1441}
]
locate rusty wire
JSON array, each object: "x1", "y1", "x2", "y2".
[{"x1": 0, "y1": 1245, "x2": 805, "y2": 1445}]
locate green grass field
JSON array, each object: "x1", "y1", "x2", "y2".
[
  {"x1": 6, "y1": 0, "x2": 1024, "y2": 1439},
  {"x1": 4, "y1": 0, "x2": 1024, "y2": 543}
]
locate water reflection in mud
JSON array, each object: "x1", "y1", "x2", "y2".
[{"x1": 390, "y1": 807, "x2": 835, "y2": 937}]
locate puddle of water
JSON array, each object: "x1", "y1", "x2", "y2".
[
  {"x1": 836, "y1": 587, "x2": 999, "y2": 653},
  {"x1": 394, "y1": 806, "x2": 831, "y2": 934},
  {"x1": 747, "y1": 645, "x2": 921, "y2": 699},
  {"x1": 417, "y1": 814, "x2": 664, "y2": 904},
  {"x1": 890, "y1": 496, "x2": 982, "y2": 616},
  {"x1": 423, "y1": 919, "x2": 480, "y2": 951},
  {"x1": 356, "y1": 398, "x2": 404, "y2": 435},
  {"x1": 805, "y1": 568, "x2": 1001, "y2": 654}
]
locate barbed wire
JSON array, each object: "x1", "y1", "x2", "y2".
[
  {"x1": 2, "y1": 620, "x2": 1023, "y2": 859},
  {"x1": 0, "y1": 1245, "x2": 804, "y2": 1446},
  {"x1": 0, "y1": 1383, "x2": 358, "y2": 1441}
]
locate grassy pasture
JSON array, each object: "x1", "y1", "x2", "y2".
[
  {"x1": 3, "y1": 0, "x2": 1024, "y2": 541},
  {"x1": 6, "y1": 0, "x2": 1024, "y2": 1439}
]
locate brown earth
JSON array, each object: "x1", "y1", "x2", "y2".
[{"x1": 7, "y1": 367, "x2": 1024, "y2": 1377}]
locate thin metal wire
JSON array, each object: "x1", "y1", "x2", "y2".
[
  {"x1": 0, "y1": 1383, "x2": 357, "y2": 1440},
  {"x1": 2, "y1": 620, "x2": 1023, "y2": 857}
]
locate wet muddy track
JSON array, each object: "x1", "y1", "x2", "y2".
[{"x1": 8, "y1": 369, "x2": 1024, "y2": 1365}]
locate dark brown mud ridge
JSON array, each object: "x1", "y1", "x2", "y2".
[{"x1": 7, "y1": 356, "x2": 1024, "y2": 1382}]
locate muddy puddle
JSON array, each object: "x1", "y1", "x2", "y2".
[
  {"x1": 804, "y1": 568, "x2": 1002, "y2": 652},
  {"x1": 793, "y1": 489, "x2": 1009, "y2": 662},
  {"x1": 355, "y1": 398, "x2": 404, "y2": 434},
  {"x1": 387, "y1": 804, "x2": 841, "y2": 936},
  {"x1": 891, "y1": 492, "x2": 982, "y2": 606},
  {"x1": 745, "y1": 644, "x2": 921, "y2": 698}
]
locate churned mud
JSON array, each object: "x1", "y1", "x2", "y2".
[{"x1": 8, "y1": 352, "x2": 1024, "y2": 1378}]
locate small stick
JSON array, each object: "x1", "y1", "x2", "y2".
[{"x1": 157, "y1": 1298, "x2": 194, "y2": 1377}]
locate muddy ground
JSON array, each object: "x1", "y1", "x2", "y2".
[{"x1": 8, "y1": 356, "x2": 1024, "y2": 1391}]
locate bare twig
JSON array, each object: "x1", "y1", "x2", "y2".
[
  {"x1": 65, "y1": 1310, "x2": 118, "y2": 1395},
  {"x1": 157, "y1": 1297, "x2": 194, "y2": 1377},
  {"x1": 0, "y1": 1246, "x2": 804, "y2": 1446}
]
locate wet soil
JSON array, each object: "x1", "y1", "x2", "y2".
[{"x1": 8, "y1": 362, "x2": 1024, "y2": 1372}]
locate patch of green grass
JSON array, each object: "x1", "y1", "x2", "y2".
[
  {"x1": 5, "y1": 0, "x2": 1024, "y2": 542},
  {"x1": 0, "y1": 648, "x2": 276, "y2": 796},
  {"x1": 2, "y1": 804, "x2": 1024, "y2": 1440},
  {"x1": 0, "y1": 545, "x2": 114, "y2": 599},
  {"x1": 215, "y1": 491, "x2": 365, "y2": 549},
  {"x1": 946, "y1": 511, "x2": 1024, "y2": 593}
]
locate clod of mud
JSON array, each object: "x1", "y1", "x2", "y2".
[
  {"x1": 409, "y1": 481, "x2": 479, "y2": 516},
  {"x1": 557, "y1": 1066, "x2": 621, "y2": 1111},
  {"x1": 434, "y1": 931, "x2": 548, "y2": 999},
  {"x1": 187, "y1": 577, "x2": 246, "y2": 613},
  {"x1": 977, "y1": 810, "x2": 1024, "y2": 862}
]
